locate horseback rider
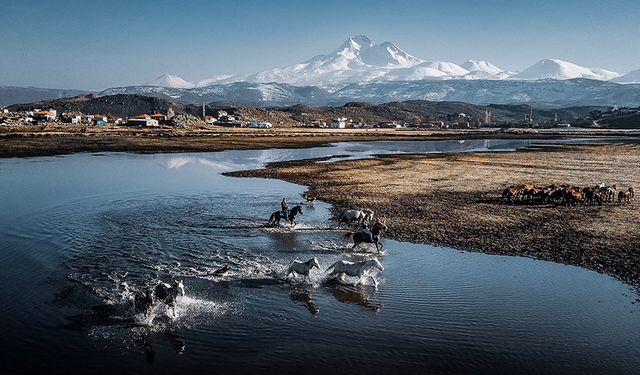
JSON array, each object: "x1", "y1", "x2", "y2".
[
  {"x1": 360, "y1": 225, "x2": 374, "y2": 243},
  {"x1": 281, "y1": 197, "x2": 289, "y2": 219}
]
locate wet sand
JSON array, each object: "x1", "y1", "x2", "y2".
[
  {"x1": 2, "y1": 124, "x2": 639, "y2": 158},
  {"x1": 227, "y1": 142, "x2": 640, "y2": 289}
]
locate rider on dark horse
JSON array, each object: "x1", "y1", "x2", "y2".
[
  {"x1": 361, "y1": 226, "x2": 373, "y2": 243},
  {"x1": 281, "y1": 197, "x2": 289, "y2": 219}
]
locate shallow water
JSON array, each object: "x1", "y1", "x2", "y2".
[{"x1": 1, "y1": 139, "x2": 639, "y2": 374}]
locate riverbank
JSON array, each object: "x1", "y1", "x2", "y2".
[
  {"x1": 2, "y1": 124, "x2": 640, "y2": 158},
  {"x1": 227, "y1": 141, "x2": 640, "y2": 289}
]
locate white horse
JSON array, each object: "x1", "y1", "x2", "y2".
[
  {"x1": 286, "y1": 257, "x2": 320, "y2": 282},
  {"x1": 326, "y1": 259, "x2": 384, "y2": 287},
  {"x1": 337, "y1": 209, "x2": 374, "y2": 228}
]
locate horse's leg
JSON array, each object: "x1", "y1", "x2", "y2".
[{"x1": 369, "y1": 275, "x2": 379, "y2": 289}]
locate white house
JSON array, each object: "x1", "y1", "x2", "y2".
[
  {"x1": 330, "y1": 117, "x2": 348, "y2": 129},
  {"x1": 33, "y1": 109, "x2": 57, "y2": 121}
]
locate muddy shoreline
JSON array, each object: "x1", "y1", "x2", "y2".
[
  {"x1": 226, "y1": 141, "x2": 640, "y2": 290},
  {"x1": 2, "y1": 125, "x2": 639, "y2": 158}
]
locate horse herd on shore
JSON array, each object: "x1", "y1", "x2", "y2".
[
  {"x1": 134, "y1": 194, "x2": 385, "y2": 319},
  {"x1": 502, "y1": 182, "x2": 636, "y2": 206}
]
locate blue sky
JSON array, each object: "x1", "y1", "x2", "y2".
[{"x1": 1, "y1": 0, "x2": 638, "y2": 89}]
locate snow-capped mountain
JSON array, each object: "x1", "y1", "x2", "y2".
[
  {"x1": 143, "y1": 74, "x2": 195, "y2": 89},
  {"x1": 99, "y1": 78, "x2": 640, "y2": 108},
  {"x1": 511, "y1": 59, "x2": 620, "y2": 81},
  {"x1": 195, "y1": 75, "x2": 236, "y2": 87},
  {"x1": 611, "y1": 69, "x2": 640, "y2": 84},
  {"x1": 141, "y1": 37, "x2": 624, "y2": 89},
  {"x1": 242, "y1": 35, "x2": 426, "y2": 86},
  {"x1": 461, "y1": 60, "x2": 504, "y2": 76}
]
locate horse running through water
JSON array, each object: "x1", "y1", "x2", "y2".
[
  {"x1": 134, "y1": 290, "x2": 154, "y2": 317},
  {"x1": 268, "y1": 205, "x2": 303, "y2": 227},
  {"x1": 285, "y1": 257, "x2": 320, "y2": 282},
  {"x1": 345, "y1": 220, "x2": 388, "y2": 252},
  {"x1": 154, "y1": 280, "x2": 185, "y2": 317},
  {"x1": 337, "y1": 209, "x2": 374, "y2": 228},
  {"x1": 326, "y1": 259, "x2": 384, "y2": 288},
  {"x1": 300, "y1": 193, "x2": 316, "y2": 206}
]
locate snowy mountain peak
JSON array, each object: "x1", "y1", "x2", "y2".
[
  {"x1": 141, "y1": 37, "x2": 624, "y2": 89},
  {"x1": 346, "y1": 35, "x2": 373, "y2": 49},
  {"x1": 512, "y1": 58, "x2": 619, "y2": 81},
  {"x1": 361, "y1": 41, "x2": 423, "y2": 67},
  {"x1": 611, "y1": 68, "x2": 640, "y2": 84},
  {"x1": 461, "y1": 60, "x2": 504, "y2": 75},
  {"x1": 144, "y1": 74, "x2": 194, "y2": 89}
]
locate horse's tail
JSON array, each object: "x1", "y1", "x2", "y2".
[
  {"x1": 344, "y1": 232, "x2": 353, "y2": 239},
  {"x1": 268, "y1": 212, "x2": 275, "y2": 224}
]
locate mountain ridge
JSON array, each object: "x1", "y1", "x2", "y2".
[{"x1": 144, "y1": 35, "x2": 625, "y2": 88}]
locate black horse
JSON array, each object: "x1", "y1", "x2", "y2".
[
  {"x1": 268, "y1": 205, "x2": 303, "y2": 226},
  {"x1": 344, "y1": 220, "x2": 388, "y2": 252}
]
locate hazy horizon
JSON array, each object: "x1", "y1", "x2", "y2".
[{"x1": 1, "y1": 0, "x2": 639, "y2": 90}]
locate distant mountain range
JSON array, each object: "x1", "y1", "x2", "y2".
[
  {"x1": 1, "y1": 36, "x2": 639, "y2": 108},
  {"x1": 141, "y1": 35, "x2": 636, "y2": 87},
  {"x1": 99, "y1": 78, "x2": 640, "y2": 108}
]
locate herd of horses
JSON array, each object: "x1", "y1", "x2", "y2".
[
  {"x1": 134, "y1": 280, "x2": 185, "y2": 318},
  {"x1": 134, "y1": 196, "x2": 386, "y2": 319},
  {"x1": 285, "y1": 257, "x2": 385, "y2": 288},
  {"x1": 280, "y1": 201, "x2": 386, "y2": 289},
  {"x1": 502, "y1": 182, "x2": 636, "y2": 206}
]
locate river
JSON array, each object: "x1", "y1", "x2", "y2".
[{"x1": 1, "y1": 139, "x2": 638, "y2": 374}]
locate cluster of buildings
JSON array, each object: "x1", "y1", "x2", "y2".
[
  {"x1": 0, "y1": 107, "x2": 183, "y2": 127},
  {"x1": 202, "y1": 110, "x2": 240, "y2": 126},
  {"x1": 301, "y1": 111, "x2": 491, "y2": 130}
]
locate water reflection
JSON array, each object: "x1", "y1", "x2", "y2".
[
  {"x1": 289, "y1": 287, "x2": 320, "y2": 316},
  {"x1": 326, "y1": 283, "x2": 383, "y2": 313}
]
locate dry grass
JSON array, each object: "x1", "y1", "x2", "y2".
[{"x1": 229, "y1": 142, "x2": 640, "y2": 288}]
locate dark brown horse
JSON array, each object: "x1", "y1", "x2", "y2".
[
  {"x1": 344, "y1": 220, "x2": 388, "y2": 252},
  {"x1": 268, "y1": 205, "x2": 303, "y2": 226},
  {"x1": 134, "y1": 289, "x2": 154, "y2": 317}
]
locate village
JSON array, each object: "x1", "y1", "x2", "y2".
[
  {"x1": 0, "y1": 106, "x2": 526, "y2": 130},
  {"x1": 1, "y1": 102, "x2": 638, "y2": 130}
]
